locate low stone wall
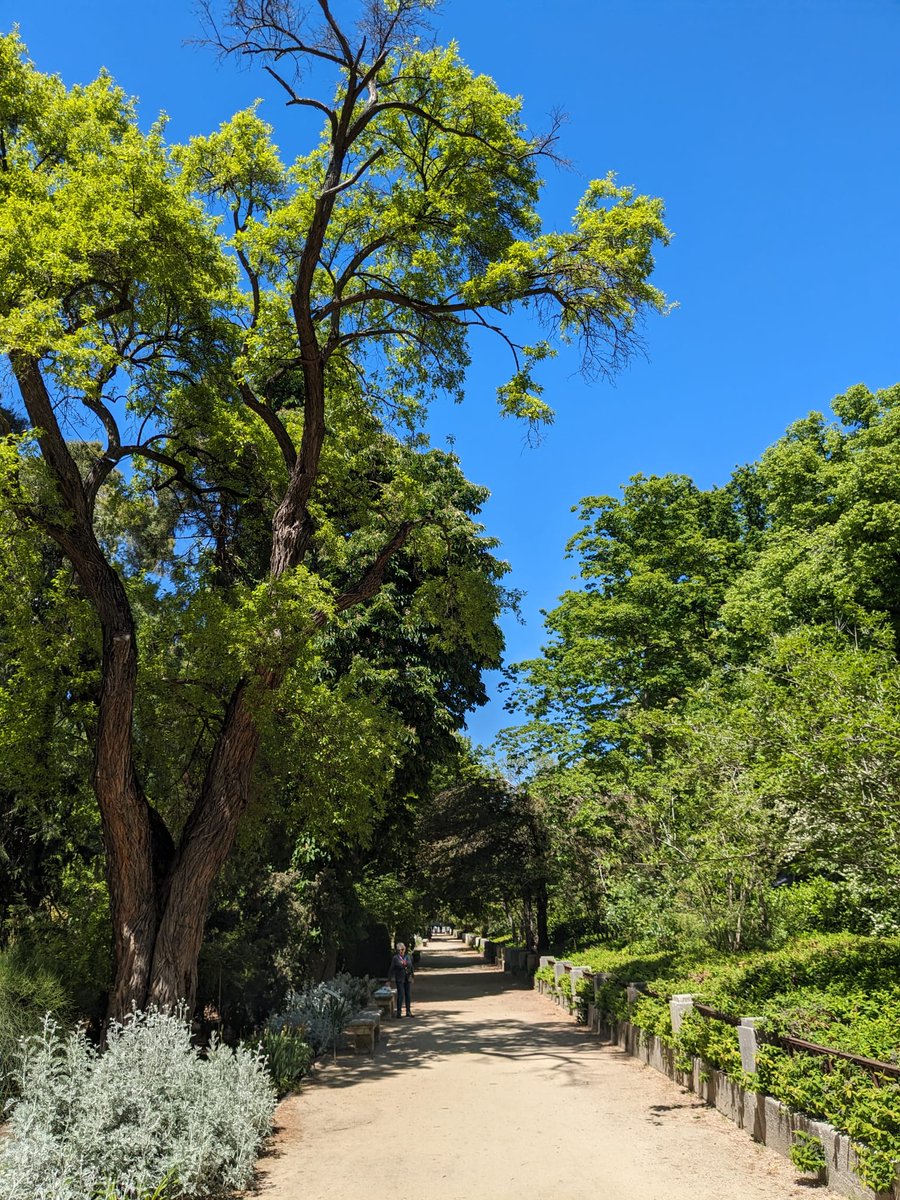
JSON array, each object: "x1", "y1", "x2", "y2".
[
  {"x1": 458, "y1": 935, "x2": 538, "y2": 975},
  {"x1": 537, "y1": 981, "x2": 897, "y2": 1200}
]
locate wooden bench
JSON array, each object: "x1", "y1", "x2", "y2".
[{"x1": 343, "y1": 1008, "x2": 381, "y2": 1054}]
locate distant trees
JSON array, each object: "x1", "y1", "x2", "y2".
[
  {"x1": 503, "y1": 384, "x2": 900, "y2": 950},
  {"x1": 415, "y1": 761, "x2": 551, "y2": 951}
]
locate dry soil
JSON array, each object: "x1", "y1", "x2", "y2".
[{"x1": 251, "y1": 936, "x2": 829, "y2": 1200}]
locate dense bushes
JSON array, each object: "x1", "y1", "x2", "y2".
[
  {"x1": 557, "y1": 934, "x2": 900, "y2": 1192},
  {"x1": 0, "y1": 948, "x2": 70, "y2": 1104},
  {"x1": 0, "y1": 1009, "x2": 275, "y2": 1200}
]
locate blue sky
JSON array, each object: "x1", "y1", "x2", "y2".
[{"x1": 11, "y1": 0, "x2": 900, "y2": 744}]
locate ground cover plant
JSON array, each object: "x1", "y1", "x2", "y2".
[
  {"x1": 547, "y1": 934, "x2": 900, "y2": 1191},
  {"x1": 0, "y1": 1009, "x2": 275, "y2": 1200}
]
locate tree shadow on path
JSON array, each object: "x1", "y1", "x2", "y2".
[{"x1": 297, "y1": 937, "x2": 627, "y2": 1095}]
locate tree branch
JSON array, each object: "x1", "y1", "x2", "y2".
[
  {"x1": 262, "y1": 64, "x2": 338, "y2": 138},
  {"x1": 312, "y1": 519, "x2": 420, "y2": 626},
  {"x1": 239, "y1": 380, "x2": 297, "y2": 470},
  {"x1": 321, "y1": 146, "x2": 385, "y2": 197}
]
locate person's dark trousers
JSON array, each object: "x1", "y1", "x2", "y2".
[{"x1": 395, "y1": 976, "x2": 411, "y2": 1016}]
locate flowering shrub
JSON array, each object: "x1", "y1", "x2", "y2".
[{"x1": 0, "y1": 1009, "x2": 275, "y2": 1200}]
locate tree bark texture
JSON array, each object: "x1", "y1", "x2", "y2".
[{"x1": 12, "y1": 355, "x2": 160, "y2": 1017}]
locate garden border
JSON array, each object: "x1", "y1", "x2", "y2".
[{"x1": 527, "y1": 960, "x2": 900, "y2": 1200}]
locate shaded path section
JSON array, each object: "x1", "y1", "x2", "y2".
[{"x1": 253, "y1": 937, "x2": 819, "y2": 1200}]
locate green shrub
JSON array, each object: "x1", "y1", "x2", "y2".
[
  {"x1": 790, "y1": 1131, "x2": 826, "y2": 1176},
  {"x1": 0, "y1": 947, "x2": 70, "y2": 1104},
  {"x1": 549, "y1": 933, "x2": 900, "y2": 1192},
  {"x1": 0, "y1": 1009, "x2": 275, "y2": 1200},
  {"x1": 574, "y1": 975, "x2": 592, "y2": 1023},
  {"x1": 257, "y1": 1028, "x2": 314, "y2": 1095}
]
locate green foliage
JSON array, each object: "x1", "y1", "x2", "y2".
[
  {"x1": 0, "y1": 949, "x2": 70, "y2": 1104},
  {"x1": 414, "y1": 755, "x2": 550, "y2": 948},
  {"x1": 0, "y1": 1009, "x2": 275, "y2": 1200},
  {"x1": 758, "y1": 1051, "x2": 900, "y2": 1192},
  {"x1": 256, "y1": 1028, "x2": 314, "y2": 1096},
  {"x1": 789, "y1": 1131, "x2": 827, "y2": 1176},
  {"x1": 501, "y1": 382, "x2": 900, "y2": 957}
]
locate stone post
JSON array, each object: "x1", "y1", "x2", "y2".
[
  {"x1": 738, "y1": 1018, "x2": 762, "y2": 1074},
  {"x1": 553, "y1": 961, "x2": 570, "y2": 986},
  {"x1": 669, "y1": 994, "x2": 695, "y2": 1036},
  {"x1": 593, "y1": 971, "x2": 610, "y2": 996}
]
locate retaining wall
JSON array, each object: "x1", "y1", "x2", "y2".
[{"x1": 536, "y1": 979, "x2": 899, "y2": 1200}]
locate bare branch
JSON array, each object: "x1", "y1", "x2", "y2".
[
  {"x1": 316, "y1": 0, "x2": 353, "y2": 66},
  {"x1": 197, "y1": 0, "x2": 349, "y2": 70}
]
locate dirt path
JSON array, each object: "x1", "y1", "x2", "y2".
[{"x1": 253, "y1": 937, "x2": 824, "y2": 1200}]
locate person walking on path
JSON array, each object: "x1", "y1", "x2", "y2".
[{"x1": 387, "y1": 941, "x2": 413, "y2": 1017}]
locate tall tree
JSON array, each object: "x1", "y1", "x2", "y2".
[
  {"x1": 416, "y1": 760, "x2": 551, "y2": 950},
  {"x1": 0, "y1": 7, "x2": 669, "y2": 1016},
  {"x1": 507, "y1": 473, "x2": 746, "y2": 763}
]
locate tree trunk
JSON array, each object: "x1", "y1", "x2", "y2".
[
  {"x1": 535, "y1": 881, "x2": 549, "y2": 953},
  {"x1": 145, "y1": 683, "x2": 261, "y2": 1010},
  {"x1": 522, "y1": 892, "x2": 536, "y2": 952},
  {"x1": 11, "y1": 355, "x2": 161, "y2": 1018}
]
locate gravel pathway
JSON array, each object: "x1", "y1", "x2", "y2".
[{"x1": 252, "y1": 936, "x2": 827, "y2": 1200}]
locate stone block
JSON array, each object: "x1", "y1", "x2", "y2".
[
  {"x1": 652, "y1": 1036, "x2": 672, "y2": 1075},
  {"x1": 714, "y1": 1070, "x2": 744, "y2": 1125},
  {"x1": 695, "y1": 1062, "x2": 716, "y2": 1105},
  {"x1": 669, "y1": 994, "x2": 694, "y2": 1036},
  {"x1": 744, "y1": 1088, "x2": 766, "y2": 1142},
  {"x1": 737, "y1": 1017, "x2": 761, "y2": 1074},
  {"x1": 763, "y1": 1094, "x2": 792, "y2": 1158}
]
